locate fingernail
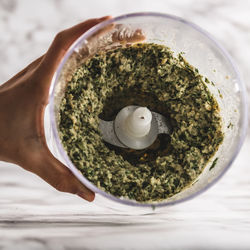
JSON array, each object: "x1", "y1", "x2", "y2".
[
  {"x1": 99, "y1": 16, "x2": 112, "y2": 21},
  {"x1": 77, "y1": 191, "x2": 95, "y2": 202}
]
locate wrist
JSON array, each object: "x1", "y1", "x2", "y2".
[{"x1": 0, "y1": 89, "x2": 10, "y2": 163}]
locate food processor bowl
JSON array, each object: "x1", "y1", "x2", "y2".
[{"x1": 47, "y1": 12, "x2": 248, "y2": 209}]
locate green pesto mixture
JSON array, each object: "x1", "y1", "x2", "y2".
[{"x1": 59, "y1": 43, "x2": 224, "y2": 202}]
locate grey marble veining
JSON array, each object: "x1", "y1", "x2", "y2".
[
  {"x1": 0, "y1": 0, "x2": 249, "y2": 117},
  {"x1": 1, "y1": 0, "x2": 250, "y2": 249}
]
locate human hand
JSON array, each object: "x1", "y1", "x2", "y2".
[{"x1": 0, "y1": 16, "x2": 111, "y2": 202}]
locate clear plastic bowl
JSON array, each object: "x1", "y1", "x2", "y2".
[{"x1": 48, "y1": 12, "x2": 248, "y2": 209}]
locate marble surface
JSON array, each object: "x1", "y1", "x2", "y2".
[{"x1": 0, "y1": 0, "x2": 250, "y2": 249}]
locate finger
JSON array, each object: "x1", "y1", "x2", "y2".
[
  {"x1": 44, "y1": 151, "x2": 95, "y2": 201},
  {"x1": 112, "y1": 26, "x2": 146, "y2": 44},
  {"x1": 90, "y1": 22, "x2": 115, "y2": 41},
  {"x1": 40, "y1": 16, "x2": 111, "y2": 78},
  {"x1": 23, "y1": 147, "x2": 95, "y2": 202},
  {"x1": 72, "y1": 22, "x2": 115, "y2": 64}
]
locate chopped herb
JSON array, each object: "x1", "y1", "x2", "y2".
[
  {"x1": 59, "y1": 43, "x2": 224, "y2": 202},
  {"x1": 218, "y1": 89, "x2": 223, "y2": 98},
  {"x1": 192, "y1": 179, "x2": 199, "y2": 186},
  {"x1": 227, "y1": 122, "x2": 234, "y2": 129},
  {"x1": 209, "y1": 157, "x2": 218, "y2": 171},
  {"x1": 204, "y1": 77, "x2": 209, "y2": 83}
]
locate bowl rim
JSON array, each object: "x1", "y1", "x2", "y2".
[{"x1": 49, "y1": 12, "x2": 248, "y2": 208}]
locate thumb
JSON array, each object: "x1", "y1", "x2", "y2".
[{"x1": 39, "y1": 16, "x2": 111, "y2": 82}]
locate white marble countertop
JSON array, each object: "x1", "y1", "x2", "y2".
[{"x1": 0, "y1": 0, "x2": 250, "y2": 249}]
